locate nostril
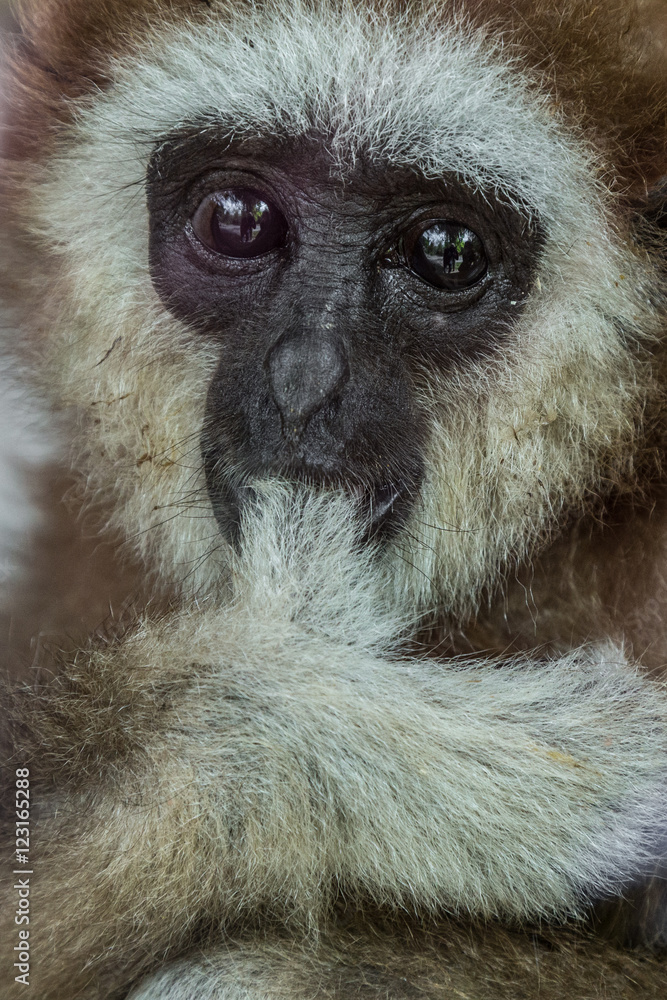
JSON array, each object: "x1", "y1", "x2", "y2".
[{"x1": 267, "y1": 329, "x2": 350, "y2": 432}]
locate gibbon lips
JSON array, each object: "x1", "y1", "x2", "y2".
[
  {"x1": 349, "y1": 480, "x2": 412, "y2": 538},
  {"x1": 204, "y1": 461, "x2": 415, "y2": 545}
]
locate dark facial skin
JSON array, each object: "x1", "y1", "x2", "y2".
[{"x1": 147, "y1": 130, "x2": 541, "y2": 541}]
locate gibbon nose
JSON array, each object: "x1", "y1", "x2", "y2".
[{"x1": 267, "y1": 329, "x2": 350, "y2": 433}]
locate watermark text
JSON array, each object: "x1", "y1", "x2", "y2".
[{"x1": 12, "y1": 768, "x2": 31, "y2": 986}]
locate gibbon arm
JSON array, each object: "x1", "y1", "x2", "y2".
[{"x1": 3, "y1": 491, "x2": 666, "y2": 998}]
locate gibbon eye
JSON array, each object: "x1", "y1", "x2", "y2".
[
  {"x1": 407, "y1": 220, "x2": 487, "y2": 289},
  {"x1": 192, "y1": 188, "x2": 288, "y2": 258}
]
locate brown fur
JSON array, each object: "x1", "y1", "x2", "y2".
[
  {"x1": 0, "y1": 465, "x2": 152, "y2": 683},
  {"x1": 130, "y1": 916, "x2": 667, "y2": 1000},
  {"x1": 468, "y1": 0, "x2": 667, "y2": 195},
  {"x1": 439, "y1": 493, "x2": 667, "y2": 670}
]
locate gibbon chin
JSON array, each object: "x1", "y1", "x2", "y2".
[{"x1": 1, "y1": 1, "x2": 667, "y2": 998}]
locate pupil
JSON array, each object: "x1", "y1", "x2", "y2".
[
  {"x1": 193, "y1": 188, "x2": 287, "y2": 258},
  {"x1": 409, "y1": 221, "x2": 487, "y2": 289}
]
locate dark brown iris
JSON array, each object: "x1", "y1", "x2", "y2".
[
  {"x1": 192, "y1": 188, "x2": 288, "y2": 258},
  {"x1": 407, "y1": 220, "x2": 487, "y2": 289}
]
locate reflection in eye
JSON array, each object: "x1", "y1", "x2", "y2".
[
  {"x1": 192, "y1": 188, "x2": 288, "y2": 258},
  {"x1": 408, "y1": 221, "x2": 487, "y2": 289}
]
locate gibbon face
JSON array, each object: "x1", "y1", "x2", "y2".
[
  {"x1": 148, "y1": 136, "x2": 539, "y2": 541},
  {"x1": 4, "y1": 5, "x2": 667, "y2": 995},
  {"x1": 5, "y1": 0, "x2": 666, "y2": 614}
]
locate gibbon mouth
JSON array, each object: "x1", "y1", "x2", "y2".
[
  {"x1": 206, "y1": 471, "x2": 414, "y2": 545},
  {"x1": 348, "y1": 481, "x2": 411, "y2": 539}
]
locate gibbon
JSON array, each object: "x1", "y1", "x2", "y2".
[{"x1": 2, "y1": 1, "x2": 667, "y2": 997}]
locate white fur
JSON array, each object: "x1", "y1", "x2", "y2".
[
  {"x1": 98, "y1": 489, "x2": 667, "y2": 929},
  {"x1": 18, "y1": 0, "x2": 664, "y2": 612}
]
